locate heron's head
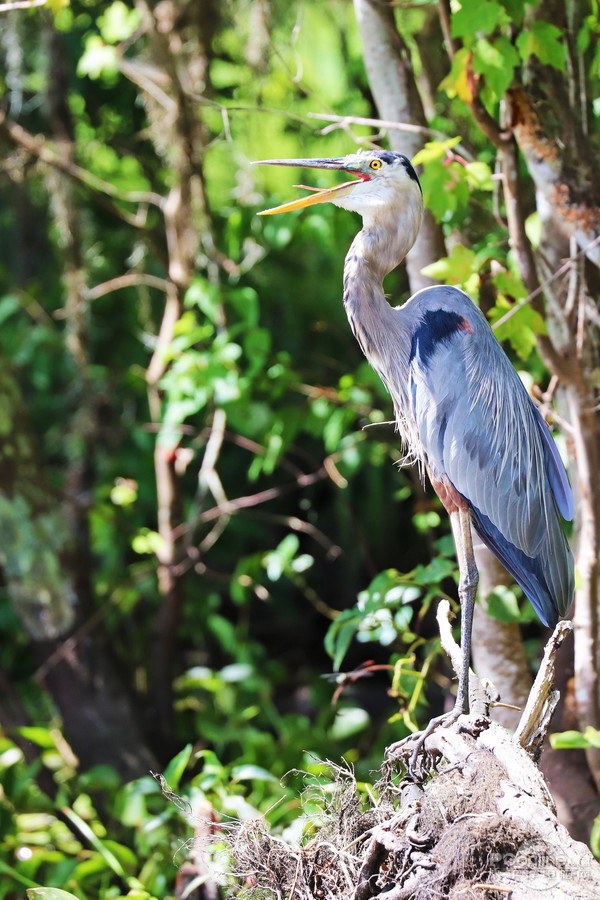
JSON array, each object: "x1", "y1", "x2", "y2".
[{"x1": 253, "y1": 149, "x2": 423, "y2": 224}]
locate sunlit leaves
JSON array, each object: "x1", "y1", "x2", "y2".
[
  {"x1": 451, "y1": 1, "x2": 502, "y2": 39},
  {"x1": 97, "y1": 2, "x2": 141, "y2": 44},
  {"x1": 161, "y1": 744, "x2": 193, "y2": 789},
  {"x1": 262, "y1": 534, "x2": 314, "y2": 581},
  {"x1": 489, "y1": 268, "x2": 546, "y2": 360},
  {"x1": 27, "y1": 891, "x2": 80, "y2": 900},
  {"x1": 442, "y1": 3, "x2": 567, "y2": 105},
  {"x1": 412, "y1": 137, "x2": 462, "y2": 165},
  {"x1": 516, "y1": 21, "x2": 567, "y2": 71},
  {"x1": 421, "y1": 244, "x2": 478, "y2": 285},
  {"x1": 550, "y1": 727, "x2": 600, "y2": 750},
  {"x1": 440, "y1": 48, "x2": 474, "y2": 103},
  {"x1": 77, "y1": 2, "x2": 141, "y2": 81},
  {"x1": 414, "y1": 143, "x2": 494, "y2": 224},
  {"x1": 325, "y1": 569, "x2": 420, "y2": 670},
  {"x1": 485, "y1": 585, "x2": 522, "y2": 621},
  {"x1": 473, "y1": 36, "x2": 519, "y2": 99},
  {"x1": 77, "y1": 36, "x2": 119, "y2": 80},
  {"x1": 329, "y1": 707, "x2": 370, "y2": 740}
]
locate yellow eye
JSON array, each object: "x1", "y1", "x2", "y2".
[{"x1": 369, "y1": 159, "x2": 382, "y2": 170}]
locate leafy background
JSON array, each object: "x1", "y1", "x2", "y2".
[{"x1": 0, "y1": 0, "x2": 596, "y2": 897}]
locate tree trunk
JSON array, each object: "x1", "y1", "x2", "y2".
[
  {"x1": 352, "y1": 0, "x2": 446, "y2": 291},
  {"x1": 472, "y1": 544, "x2": 532, "y2": 731},
  {"x1": 0, "y1": 358, "x2": 157, "y2": 778}
]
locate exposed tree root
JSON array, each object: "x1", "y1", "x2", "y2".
[{"x1": 221, "y1": 605, "x2": 600, "y2": 899}]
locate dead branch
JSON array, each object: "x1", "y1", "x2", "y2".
[{"x1": 514, "y1": 620, "x2": 572, "y2": 754}]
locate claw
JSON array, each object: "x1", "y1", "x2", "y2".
[{"x1": 386, "y1": 707, "x2": 466, "y2": 782}]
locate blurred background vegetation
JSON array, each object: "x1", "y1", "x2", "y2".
[{"x1": 1, "y1": 0, "x2": 599, "y2": 897}]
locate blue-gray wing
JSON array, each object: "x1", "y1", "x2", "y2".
[{"x1": 406, "y1": 289, "x2": 574, "y2": 626}]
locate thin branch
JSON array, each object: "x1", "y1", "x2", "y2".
[
  {"x1": 197, "y1": 463, "x2": 336, "y2": 524},
  {"x1": 514, "y1": 620, "x2": 573, "y2": 754},
  {"x1": 86, "y1": 273, "x2": 172, "y2": 301},
  {"x1": 491, "y1": 234, "x2": 600, "y2": 330},
  {"x1": 497, "y1": 137, "x2": 576, "y2": 381},
  {"x1": 0, "y1": 109, "x2": 164, "y2": 214},
  {"x1": 0, "y1": 0, "x2": 46, "y2": 10},
  {"x1": 308, "y1": 112, "x2": 475, "y2": 160},
  {"x1": 196, "y1": 408, "x2": 231, "y2": 555}
]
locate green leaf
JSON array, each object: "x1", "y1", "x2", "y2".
[
  {"x1": 412, "y1": 136, "x2": 461, "y2": 166},
  {"x1": 439, "y1": 48, "x2": 474, "y2": 102},
  {"x1": 231, "y1": 764, "x2": 278, "y2": 783},
  {"x1": 47, "y1": 0, "x2": 70, "y2": 13},
  {"x1": 110, "y1": 481, "x2": 138, "y2": 506},
  {"x1": 451, "y1": 1, "x2": 502, "y2": 39},
  {"x1": 131, "y1": 528, "x2": 164, "y2": 555},
  {"x1": 325, "y1": 612, "x2": 361, "y2": 671},
  {"x1": 413, "y1": 557, "x2": 455, "y2": 586},
  {"x1": 464, "y1": 161, "x2": 494, "y2": 191},
  {"x1": 98, "y1": 1, "x2": 141, "y2": 44},
  {"x1": 162, "y1": 743, "x2": 193, "y2": 788},
  {"x1": 0, "y1": 860, "x2": 38, "y2": 889},
  {"x1": 582, "y1": 726, "x2": 600, "y2": 748},
  {"x1": 473, "y1": 36, "x2": 519, "y2": 98},
  {"x1": 485, "y1": 585, "x2": 521, "y2": 622},
  {"x1": 329, "y1": 707, "x2": 370, "y2": 740},
  {"x1": 14, "y1": 726, "x2": 56, "y2": 749},
  {"x1": 516, "y1": 21, "x2": 566, "y2": 71},
  {"x1": 489, "y1": 294, "x2": 546, "y2": 360},
  {"x1": 590, "y1": 816, "x2": 600, "y2": 857},
  {"x1": 60, "y1": 807, "x2": 138, "y2": 884},
  {"x1": 27, "y1": 891, "x2": 81, "y2": 900},
  {"x1": 550, "y1": 730, "x2": 593, "y2": 749},
  {"x1": 185, "y1": 278, "x2": 222, "y2": 324},
  {"x1": 421, "y1": 244, "x2": 476, "y2": 284},
  {"x1": 77, "y1": 36, "x2": 119, "y2": 80}
]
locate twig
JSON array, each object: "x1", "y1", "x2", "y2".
[
  {"x1": 308, "y1": 112, "x2": 475, "y2": 160},
  {"x1": 514, "y1": 620, "x2": 573, "y2": 754},
  {"x1": 0, "y1": 109, "x2": 164, "y2": 211},
  {"x1": 491, "y1": 234, "x2": 600, "y2": 331},
  {"x1": 0, "y1": 0, "x2": 46, "y2": 10},
  {"x1": 86, "y1": 273, "x2": 172, "y2": 301},
  {"x1": 196, "y1": 408, "x2": 231, "y2": 555},
  {"x1": 197, "y1": 461, "x2": 341, "y2": 524},
  {"x1": 472, "y1": 885, "x2": 513, "y2": 894}
]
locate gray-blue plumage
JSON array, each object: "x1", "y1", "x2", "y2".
[
  {"x1": 255, "y1": 148, "x2": 575, "y2": 721},
  {"x1": 403, "y1": 286, "x2": 573, "y2": 627}
]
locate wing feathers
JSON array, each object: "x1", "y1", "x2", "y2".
[{"x1": 407, "y1": 290, "x2": 574, "y2": 624}]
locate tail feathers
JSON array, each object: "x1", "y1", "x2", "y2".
[{"x1": 470, "y1": 504, "x2": 574, "y2": 628}]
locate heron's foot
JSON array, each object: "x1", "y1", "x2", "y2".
[{"x1": 386, "y1": 706, "x2": 468, "y2": 782}]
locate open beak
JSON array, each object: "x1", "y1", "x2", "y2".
[{"x1": 252, "y1": 157, "x2": 367, "y2": 215}]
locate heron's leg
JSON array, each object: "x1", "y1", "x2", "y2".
[
  {"x1": 387, "y1": 506, "x2": 479, "y2": 779},
  {"x1": 449, "y1": 506, "x2": 479, "y2": 715}
]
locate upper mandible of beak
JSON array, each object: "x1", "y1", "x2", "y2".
[
  {"x1": 253, "y1": 157, "x2": 348, "y2": 170},
  {"x1": 252, "y1": 157, "x2": 364, "y2": 215}
]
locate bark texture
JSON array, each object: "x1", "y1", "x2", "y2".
[
  {"x1": 353, "y1": 0, "x2": 446, "y2": 291},
  {"x1": 472, "y1": 545, "x2": 532, "y2": 731}
]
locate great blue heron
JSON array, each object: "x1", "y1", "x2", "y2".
[{"x1": 254, "y1": 149, "x2": 574, "y2": 736}]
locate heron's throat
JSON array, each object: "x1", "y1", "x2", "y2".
[{"x1": 348, "y1": 191, "x2": 423, "y2": 280}]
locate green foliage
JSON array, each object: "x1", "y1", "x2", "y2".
[
  {"x1": 28, "y1": 891, "x2": 81, "y2": 900},
  {"x1": 516, "y1": 21, "x2": 567, "y2": 71},
  {"x1": 550, "y1": 727, "x2": 600, "y2": 750},
  {"x1": 0, "y1": 0, "x2": 589, "y2": 893}
]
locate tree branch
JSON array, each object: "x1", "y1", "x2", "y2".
[{"x1": 0, "y1": 108, "x2": 164, "y2": 215}]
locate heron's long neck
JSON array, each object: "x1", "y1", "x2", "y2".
[{"x1": 342, "y1": 216, "x2": 418, "y2": 378}]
